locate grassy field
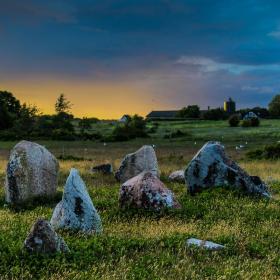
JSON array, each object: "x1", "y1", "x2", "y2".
[{"x1": 0, "y1": 120, "x2": 280, "y2": 279}]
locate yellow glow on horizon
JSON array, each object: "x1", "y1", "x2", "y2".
[{"x1": 1, "y1": 78, "x2": 157, "y2": 119}]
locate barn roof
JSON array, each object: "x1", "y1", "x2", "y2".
[{"x1": 146, "y1": 110, "x2": 178, "y2": 118}]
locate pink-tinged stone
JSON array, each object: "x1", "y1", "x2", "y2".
[{"x1": 120, "y1": 171, "x2": 181, "y2": 210}]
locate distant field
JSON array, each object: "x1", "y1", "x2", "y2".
[{"x1": 0, "y1": 120, "x2": 280, "y2": 279}]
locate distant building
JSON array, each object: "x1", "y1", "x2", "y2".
[
  {"x1": 223, "y1": 97, "x2": 236, "y2": 114},
  {"x1": 146, "y1": 110, "x2": 178, "y2": 120},
  {"x1": 243, "y1": 111, "x2": 259, "y2": 120},
  {"x1": 119, "y1": 114, "x2": 130, "y2": 123}
]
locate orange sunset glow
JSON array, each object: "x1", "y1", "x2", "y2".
[{"x1": 1, "y1": 79, "x2": 162, "y2": 119}]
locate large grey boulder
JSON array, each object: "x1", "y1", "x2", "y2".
[
  {"x1": 168, "y1": 170, "x2": 185, "y2": 183},
  {"x1": 5, "y1": 140, "x2": 59, "y2": 204},
  {"x1": 50, "y1": 168, "x2": 102, "y2": 234},
  {"x1": 185, "y1": 141, "x2": 270, "y2": 197},
  {"x1": 115, "y1": 145, "x2": 160, "y2": 183},
  {"x1": 120, "y1": 171, "x2": 181, "y2": 210},
  {"x1": 24, "y1": 219, "x2": 69, "y2": 254}
]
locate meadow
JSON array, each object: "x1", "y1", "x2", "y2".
[{"x1": 0, "y1": 119, "x2": 280, "y2": 279}]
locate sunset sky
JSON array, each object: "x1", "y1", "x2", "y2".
[{"x1": 1, "y1": 0, "x2": 280, "y2": 118}]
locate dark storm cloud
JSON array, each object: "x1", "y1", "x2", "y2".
[{"x1": 1, "y1": 0, "x2": 280, "y2": 108}]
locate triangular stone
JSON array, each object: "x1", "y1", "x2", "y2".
[{"x1": 50, "y1": 168, "x2": 102, "y2": 234}]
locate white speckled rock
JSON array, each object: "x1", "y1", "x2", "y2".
[
  {"x1": 186, "y1": 238, "x2": 224, "y2": 250},
  {"x1": 5, "y1": 140, "x2": 59, "y2": 204},
  {"x1": 185, "y1": 141, "x2": 270, "y2": 197},
  {"x1": 115, "y1": 145, "x2": 160, "y2": 183},
  {"x1": 168, "y1": 170, "x2": 185, "y2": 183},
  {"x1": 119, "y1": 171, "x2": 181, "y2": 210},
  {"x1": 24, "y1": 219, "x2": 69, "y2": 254},
  {"x1": 50, "y1": 168, "x2": 102, "y2": 234}
]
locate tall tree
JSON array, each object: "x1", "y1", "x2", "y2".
[
  {"x1": 269, "y1": 95, "x2": 280, "y2": 117},
  {"x1": 55, "y1": 94, "x2": 72, "y2": 114},
  {"x1": 0, "y1": 91, "x2": 21, "y2": 130},
  {"x1": 176, "y1": 105, "x2": 200, "y2": 118}
]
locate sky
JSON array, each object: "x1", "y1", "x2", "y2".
[{"x1": 1, "y1": 0, "x2": 280, "y2": 118}]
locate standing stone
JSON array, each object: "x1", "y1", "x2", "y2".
[
  {"x1": 115, "y1": 145, "x2": 160, "y2": 183},
  {"x1": 168, "y1": 170, "x2": 185, "y2": 183},
  {"x1": 185, "y1": 141, "x2": 270, "y2": 197},
  {"x1": 50, "y1": 168, "x2": 102, "y2": 234},
  {"x1": 24, "y1": 219, "x2": 69, "y2": 254},
  {"x1": 5, "y1": 140, "x2": 59, "y2": 204},
  {"x1": 120, "y1": 171, "x2": 181, "y2": 210}
]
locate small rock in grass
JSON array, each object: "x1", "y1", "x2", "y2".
[
  {"x1": 168, "y1": 170, "x2": 185, "y2": 183},
  {"x1": 92, "y1": 163, "x2": 113, "y2": 175},
  {"x1": 186, "y1": 238, "x2": 224, "y2": 251},
  {"x1": 119, "y1": 171, "x2": 181, "y2": 210},
  {"x1": 50, "y1": 168, "x2": 102, "y2": 234},
  {"x1": 24, "y1": 219, "x2": 69, "y2": 254}
]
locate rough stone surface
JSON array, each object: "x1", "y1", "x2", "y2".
[
  {"x1": 5, "y1": 140, "x2": 59, "y2": 204},
  {"x1": 186, "y1": 238, "x2": 224, "y2": 250},
  {"x1": 185, "y1": 141, "x2": 270, "y2": 197},
  {"x1": 119, "y1": 171, "x2": 181, "y2": 210},
  {"x1": 168, "y1": 170, "x2": 185, "y2": 183},
  {"x1": 115, "y1": 145, "x2": 160, "y2": 183},
  {"x1": 50, "y1": 168, "x2": 102, "y2": 234},
  {"x1": 92, "y1": 163, "x2": 113, "y2": 175},
  {"x1": 24, "y1": 219, "x2": 69, "y2": 254}
]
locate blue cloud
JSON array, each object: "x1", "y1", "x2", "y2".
[{"x1": 1, "y1": 0, "x2": 280, "y2": 108}]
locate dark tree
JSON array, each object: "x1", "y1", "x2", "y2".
[
  {"x1": 176, "y1": 105, "x2": 200, "y2": 118},
  {"x1": 228, "y1": 114, "x2": 240, "y2": 127},
  {"x1": 55, "y1": 94, "x2": 72, "y2": 114},
  {"x1": 112, "y1": 114, "x2": 147, "y2": 141},
  {"x1": 269, "y1": 95, "x2": 280, "y2": 117},
  {"x1": 203, "y1": 108, "x2": 227, "y2": 120},
  {"x1": 13, "y1": 103, "x2": 39, "y2": 134},
  {"x1": 0, "y1": 91, "x2": 21, "y2": 130}
]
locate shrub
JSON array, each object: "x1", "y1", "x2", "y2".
[
  {"x1": 242, "y1": 120, "x2": 252, "y2": 127},
  {"x1": 247, "y1": 143, "x2": 280, "y2": 160},
  {"x1": 112, "y1": 114, "x2": 148, "y2": 141},
  {"x1": 250, "y1": 117, "x2": 260, "y2": 127},
  {"x1": 164, "y1": 129, "x2": 188, "y2": 139},
  {"x1": 242, "y1": 118, "x2": 260, "y2": 127},
  {"x1": 228, "y1": 114, "x2": 240, "y2": 127}
]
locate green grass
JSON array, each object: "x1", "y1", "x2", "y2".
[{"x1": 0, "y1": 120, "x2": 280, "y2": 279}]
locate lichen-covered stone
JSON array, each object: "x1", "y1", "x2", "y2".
[
  {"x1": 119, "y1": 171, "x2": 181, "y2": 210},
  {"x1": 185, "y1": 141, "x2": 270, "y2": 197},
  {"x1": 186, "y1": 238, "x2": 224, "y2": 250},
  {"x1": 50, "y1": 168, "x2": 102, "y2": 234},
  {"x1": 5, "y1": 140, "x2": 59, "y2": 204},
  {"x1": 168, "y1": 170, "x2": 185, "y2": 183},
  {"x1": 115, "y1": 145, "x2": 160, "y2": 183},
  {"x1": 92, "y1": 163, "x2": 113, "y2": 175},
  {"x1": 24, "y1": 219, "x2": 69, "y2": 254}
]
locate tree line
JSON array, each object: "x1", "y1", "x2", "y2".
[
  {"x1": 176, "y1": 94, "x2": 280, "y2": 120},
  {"x1": 0, "y1": 90, "x2": 148, "y2": 141},
  {"x1": 0, "y1": 91, "x2": 100, "y2": 140}
]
